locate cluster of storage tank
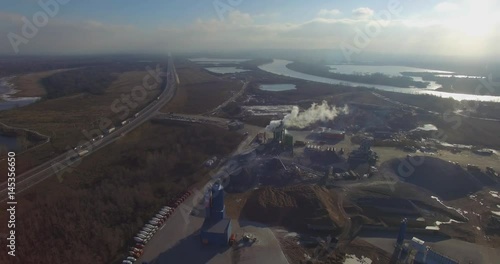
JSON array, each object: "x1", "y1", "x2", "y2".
[{"x1": 122, "y1": 190, "x2": 193, "y2": 264}]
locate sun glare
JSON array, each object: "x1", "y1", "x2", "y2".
[
  {"x1": 456, "y1": 15, "x2": 495, "y2": 37},
  {"x1": 449, "y1": 1, "x2": 497, "y2": 37}
]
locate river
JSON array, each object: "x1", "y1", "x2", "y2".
[
  {"x1": 258, "y1": 60, "x2": 500, "y2": 102},
  {"x1": 0, "y1": 135, "x2": 20, "y2": 152},
  {"x1": 0, "y1": 77, "x2": 40, "y2": 111}
]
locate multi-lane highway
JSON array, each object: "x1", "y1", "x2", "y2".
[{"x1": 0, "y1": 55, "x2": 178, "y2": 201}]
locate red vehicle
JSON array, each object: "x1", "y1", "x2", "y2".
[
  {"x1": 130, "y1": 247, "x2": 143, "y2": 254},
  {"x1": 129, "y1": 250, "x2": 142, "y2": 258},
  {"x1": 135, "y1": 244, "x2": 144, "y2": 249},
  {"x1": 229, "y1": 234, "x2": 236, "y2": 246},
  {"x1": 132, "y1": 252, "x2": 142, "y2": 258}
]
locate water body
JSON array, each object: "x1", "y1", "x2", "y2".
[
  {"x1": 328, "y1": 64, "x2": 453, "y2": 89},
  {"x1": 259, "y1": 84, "x2": 297, "y2": 92},
  {"x1": 435, "y1": 74, "x2": 484, "y2": 79},
  {"x1": 204, "y1": 67, "x2": 249, "y2": 74},
  {"x1": 190, "y1": 58, "x2": 250, "y2": 64},
  {"x1": 0, "y1": 77, "x2": 40, "y2": 111},
  {"x1": 258, "y1": 60, "x2": 500, "y2": 102},
  {"x1": 0, "y1": 98, "x2": 39, "y2": 111},
  {"x1": 0, "y1": 135, "x2": 20, "y2": 152},
  {"x1": 328, "y1": 64, "x2": 453, "y2": 76}
]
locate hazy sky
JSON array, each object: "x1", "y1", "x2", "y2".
[{"x1": 1, "y1": 0, "x2": 499, "y2": 58}]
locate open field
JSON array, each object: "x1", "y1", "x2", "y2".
[
  {"x1": 0, "y1": 122, "x2": 243, "y2": 264},
  {"x1": 162, "y1": 63, "x2": 241, "y2": 114},
  {"x1": 431, "y1": 115, "x2": 500, "y2": 148},
  {"x1": 0, "y1": 70, "x2": 162, "y2": 175},
  {"x1": 10, "y1": 69, "x2": 73, "y2": 97}
]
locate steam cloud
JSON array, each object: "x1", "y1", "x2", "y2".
[{"x1": 266, "y1": 101, "x2": 349, "y2": 130}]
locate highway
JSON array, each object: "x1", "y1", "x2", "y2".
[{"x1": 0, "y1": 55, "x2": 178, "y2": 202}]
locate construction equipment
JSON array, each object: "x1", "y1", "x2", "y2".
[
  {"x1": 242, "y1": 233, "x2": 256, "y2": 243},
  {"x1": 228, "y1": 234, "x2": 236, "y2": 246}
]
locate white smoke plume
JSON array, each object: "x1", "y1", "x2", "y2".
[
  {"x1": 266, "y1": 101, "x2": 349, "y2": 130},
  {"x1": 266, "y1": 120, "x2": 283, "y2": 131}
]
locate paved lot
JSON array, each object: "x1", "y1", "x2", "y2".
[
  {"x1": 287, "y1": 131, "x2": 500, "y2": 172},
  {"x1": 137, "y1": 201, "x2": 289, "y2": 264},
  {"x1": 136, "y1": 132, "x2": 288, "y2": 264},
  {"x1": 359, "y1": 231, "x2": 500, "y2": 264}
]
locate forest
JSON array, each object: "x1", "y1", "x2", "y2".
[
  {"x1": 288, "y1": 62, "x2": 429, "y2": 88},
  {"x1": 0, "y1": 55, "x2": 169, "y2": 76},
  {"x1": 0, "y1": 122, "x2": 243, "y2": 264},
  {"x1": 40, "y1": 61, "x2": 160, "y2": 99}
]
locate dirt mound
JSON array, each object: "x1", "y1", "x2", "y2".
[
  {"x1": 242, "y1": 185, "x2": 346, "y2": 231},
  {"x1": 485, "y1": 216, "x2": 500, "y2": 236},
  {"x1": 386, "y1": 156, "x2": 495, "y2": 200}
]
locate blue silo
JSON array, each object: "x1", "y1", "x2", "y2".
[
  {"x1": 397, "y1": 218, "x2": 408, "y2": 246},
  {"x1": 209, "y1": 182, "x2": 225, "y2": 221},
  {"x1": 201, "y1": 181, "x2": 232, "y2": 246}
]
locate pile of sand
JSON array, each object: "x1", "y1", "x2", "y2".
[
  {"x1": 242, "y1": 185, "x2": 345, "y2": 231},
  {"x1": 387, "y1": 156, "x2": 495, "y2": 200}
]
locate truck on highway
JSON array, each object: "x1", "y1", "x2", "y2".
[
  {"x1": 121, "y1": 120, "x2": 129, "y2": 126},
  {"x1": 108, "y1": 127, "x2": 116, "y2": 134},
  {"x1": 78, "y1": 150, "x2": 89, "y2": 157},
  {"x1": 134, "y1": 112, "x2": 139, "y2": 118}
]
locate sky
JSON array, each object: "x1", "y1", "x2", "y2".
[{"x1": 0, "y1": 0, "x2": 499, "y2": 58}]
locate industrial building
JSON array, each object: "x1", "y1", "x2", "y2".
[
  {"x1": 348, "y1": 139, "x2": 378, "y2": 165},
  {"x1": 313, "y1": 127, "x2": 346, "y2": 140},
  {"x1": 228, "y1": 120, "x2": 244, "y2": 131},
  {"x1": 200, "y1": 182, "x2": 232, "y2": 246},
  {"x1": 271, "y1": 121, "x2": 293, "y2": 150},
  {"x1": 393, "y1": 218, "x2": 459, "y2": 264}
]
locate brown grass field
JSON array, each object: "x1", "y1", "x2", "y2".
[
  {"x1": 10, "y1": 69, "x2": 74, "y2": 97},
  {"x1": 0, "y1": 122, "x2": 243, "y2": 264},
  {"x1": 162, "y1": 65, "x2": 241, "y2": 114},
  {"x1": 0, "y1": 71, "x2": 161, "y2": 174}
]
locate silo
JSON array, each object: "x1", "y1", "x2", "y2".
[
  {"x1": 396, "y1": 218, "x2": 408, "y2": 247},
  {"x1": 210, "y1": 182, "x2": 225, "y2": 221}
]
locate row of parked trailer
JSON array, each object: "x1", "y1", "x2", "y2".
[{"x1": 121, "y1": 190, "x2": 193, "y2": 264}]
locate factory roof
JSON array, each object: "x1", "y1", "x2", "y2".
[
  {"x1": 202, "y1": 218, "x2": 231, "y2": 234},
  {"x1": 313, "y1": 127, "x2": 345, "y2": 134}
]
